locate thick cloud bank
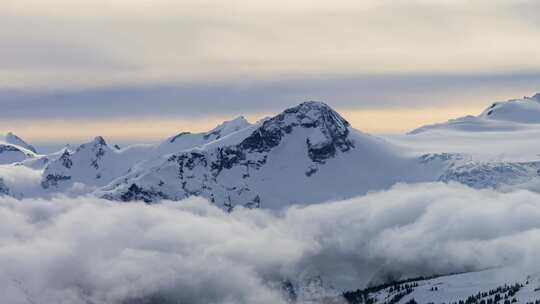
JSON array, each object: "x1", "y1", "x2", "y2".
[{"x1": 2, "y1": 183, "x2": 540, "y2": 303}]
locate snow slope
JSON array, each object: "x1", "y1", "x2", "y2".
[
  {"x1": 479, "y1": 94, "x2": 540, "y2": 123},
  {"x1": 0, "y1": 133, "x2": 37, "y2": 165},
  {"x1": 342, "y1": 268, "x2": 540, "y2": 304},
  {"x1": 410, "y1": 94, "x2": 540, "y2": 134},
  {"x1": 4, "y1": 132, "x2": 37, "y2": 153}
]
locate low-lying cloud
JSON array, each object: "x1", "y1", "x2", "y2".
[{"x1": 2, "y1": 182, "x2": 540, "y2": 303}]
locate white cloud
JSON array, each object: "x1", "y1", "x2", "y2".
[
  {"x1": 0, "y1": 165, "x2": 43, "y2": 197},
  {"x1": 1, "y1": 183, "x2": 540, "y2": 303}
]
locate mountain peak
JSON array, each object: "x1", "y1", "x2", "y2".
[
  {"x1": 291, "y1": 100, "x2": 332, "y2": 110},
  {"x1": 74, "y1": 136, "x2": 109, "y2": 154},
  {"x1": 530, "y1": 93, "x2": 540, "y2": 101},
  {"x1": 206, "y1": 116, "x2": 251, "y2": 137},
  {"x1": 92, "y1": 136, "x2": 107, "y2": 146},
  {"x1": 5, "y1": 132, "x2": 37, "y2": 153},
  {"x1": 282, "y1": 101, "x2": 350, "y2": 128},
  {"x1": 238, "y1": 101, "x2": 353, "y2": 160}
]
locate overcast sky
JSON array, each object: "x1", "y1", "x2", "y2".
[{"x1": 3, "y1": 0, "x2": 540, "y2": 144}]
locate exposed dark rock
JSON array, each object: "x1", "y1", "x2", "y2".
[
  {"x1": 305, "y1": 166, "x2": 318, "y2": 177},
  {"x1": 118, "y1": 184, "x2": 168, "y2": 203},
  {"x1": 282, "y1": 280, "x2": 298, "y2": 303},
  {"x1": 203, "y1": 129, "x2": 221, "y2": 140},
  {"x1": 169, "y1": 132, "x2": 191, "y2": 143},
  {"x1": 41, "y1": 174, "x2": 71, "y2": 189},
  {"x1": 59, "y1": 150, "x2": 73, "y2": 168},
  {"x1": 0, "y1": 144, "x2": 24, "y2": 154},
  {"x1": 419, "y1": 153, "x2": 462, "y2": 164},
  {"x1": 244, "y1": 195, "x2": 261, "y2": 209},
  {"x1": 211, "y1": 147, "x2": 245, "y2": 174},
  {"x1": 0, "y1": 178, "x2": 10, "y2": 196}
]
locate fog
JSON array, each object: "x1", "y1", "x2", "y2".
[{"x1": 1, "y1": 182, "x2": 540, "y2": 303}]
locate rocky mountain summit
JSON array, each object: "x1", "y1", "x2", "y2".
[{"x1": 98, "y1": 102, "x2": 442, "y2": 209}]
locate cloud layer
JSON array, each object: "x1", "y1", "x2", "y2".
[{"x1": 2, "y1": 183, "x2": 540, "y2": 303}]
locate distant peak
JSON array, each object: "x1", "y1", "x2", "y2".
[
  {"x1": 238, "y1": 101, "x2": 353, "y2": 156},
  {"x1": 531, "y1": 93, "x2": 540, "y2": 101},
  {"x1": 5, "y1": 132, "x2": 37, "y2": 153},
  {"x1": 93, "y1": 136, "x2": 107, "y2": 146},
  {"x1": 167, "y1": 116, "x2": 251, "y2": 144},
  {"x1": 281, "y1": 101, "x2": 350, "y2": 128},
  {"x1": 208, "y1": 116, "x2": 251, "y2": 133},
  {"x1": 203, "y1": 116, "x2": 252, "y2": 140},
  {"x1": 230, "y1": 116, "x2": 249, "y2": 123},
  {"x1": 77, "y1": 136, "x2": 108, "y2": 151},
  {"x1": 286, "y1": 101, "x2": 333, "y2": 113}
]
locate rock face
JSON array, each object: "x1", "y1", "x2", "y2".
[
  {"x1": 240, "y1": 102, "x2": 354, "y2": 162},
  {"x1": 99, "y1": 102, "x2": 428, "y2": 209}
]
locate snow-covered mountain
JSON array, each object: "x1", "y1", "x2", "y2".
[
  {"x1": 40, "y1": 117, "x2": 252, "y2": 192},
  {"x1": 479, "y1": 93, "x2": 540, "y2": 123},
  {"x1": 41, "y1": 136, "x2": 128, "y2": 190},
  {"x1": 4, "y1": 132, "x2": 37, "y2": 153},
  {"x1": 97, "y1": 101, "x2": 540, "y2": 209},
  {"x1": 98, "y1": 101, "x2": 444, "y2": 209},
  {"x1": 410, "y1": 93, "x2": 540, "y2": 134},
  {"x1": 0, "y1": 100, "x2": 539, "y2": 206},
  {"x1": 0, "y1": 133, "x2": 37, "y2": 164}
]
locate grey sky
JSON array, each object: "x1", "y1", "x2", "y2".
[
  {"x1": 1, "y1": 0, "x2": 540, "y2": 142},
  {"x1": 3, "y1": 72, "x2": 540, "y2": 120}
]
